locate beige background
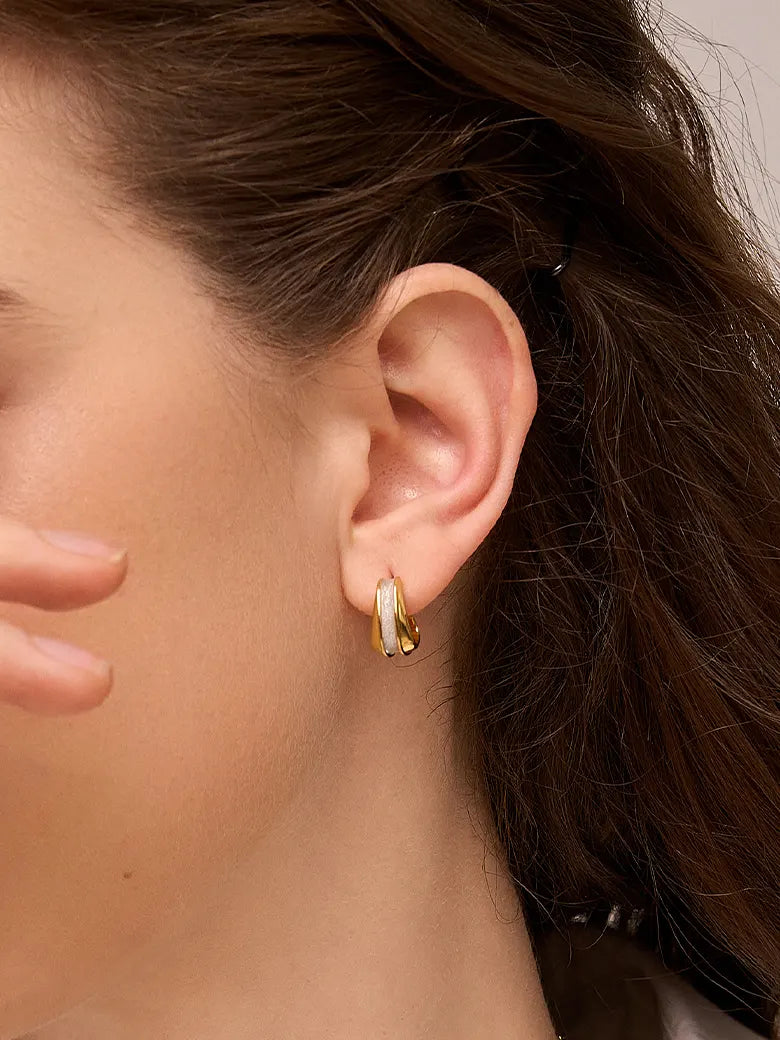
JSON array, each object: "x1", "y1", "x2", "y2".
[{"x1": 663, "y1": 0, "x2": 779, "y2": 246}]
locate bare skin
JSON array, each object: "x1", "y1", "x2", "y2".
[{"x1": 0, "y1": 62, "x2": 559, "y2": 1040}]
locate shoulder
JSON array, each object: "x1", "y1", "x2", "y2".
[
  {"x1": 536, "y1": 926, "x2": 769, "y2": 1040},
  {"x1": 654, "y1": 973, "x2": 766, "y2": 1040}
]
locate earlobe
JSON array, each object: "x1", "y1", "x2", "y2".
[{"x1": 339, "y1": 262, "x2": 537, "y2": 623}]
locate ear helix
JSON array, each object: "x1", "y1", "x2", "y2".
[{"x1": 370, "y1": 576, "x2": 420, "y2": 657}]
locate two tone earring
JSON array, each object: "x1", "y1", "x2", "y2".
[{"x1": 371, "y1": 576, "x2": 420, "y2": 657}]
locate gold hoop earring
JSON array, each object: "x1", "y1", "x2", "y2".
[{"x1": 370, "y1": 576, "x2": 420, "y2": 657}]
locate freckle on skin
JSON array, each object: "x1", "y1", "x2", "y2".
[{"x1": 122, "y1": 871, "x2": 133, "y2": 880}]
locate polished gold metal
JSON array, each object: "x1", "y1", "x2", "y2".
[
  {"x1": 393, "y1": 576, "x2": 420, "y2": 655},
  {"x1": 370, "y1": 583, "x2": 384, "y2": 656},
  {"x1": 370, "y1": 576, "x2": 420, "y2": 657}
]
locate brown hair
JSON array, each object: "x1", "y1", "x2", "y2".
[{"x1": 1, "y1": 1, "x2": 778, "y2": 1035}]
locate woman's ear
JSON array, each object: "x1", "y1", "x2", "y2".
[{"x1": 338, "y1": 261, "x2": 537, "y2": 619}]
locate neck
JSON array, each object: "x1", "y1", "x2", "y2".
[{"x1": 27, "y1": 640, "x2": 558, "y2": 1040}]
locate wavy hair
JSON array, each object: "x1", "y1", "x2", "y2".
[{"x1": 1, "y1": 1, "x2": 777, "y2": 1034}]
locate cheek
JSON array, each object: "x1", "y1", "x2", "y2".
[{"x1": 0, "y1": 347, "x2": 339, "y2": 1033}]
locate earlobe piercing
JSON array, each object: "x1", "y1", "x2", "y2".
[{"x1": 370, "y1": 576, "x2": 420, "y2": 657}]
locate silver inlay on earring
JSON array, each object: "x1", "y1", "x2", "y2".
[{"x1": 378, "y1": 577, "x2": 399, "y2": 655}]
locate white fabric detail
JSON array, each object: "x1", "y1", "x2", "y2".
[{"x1": 654, "y1": 976, "x2": 766, "y2": 1040}]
